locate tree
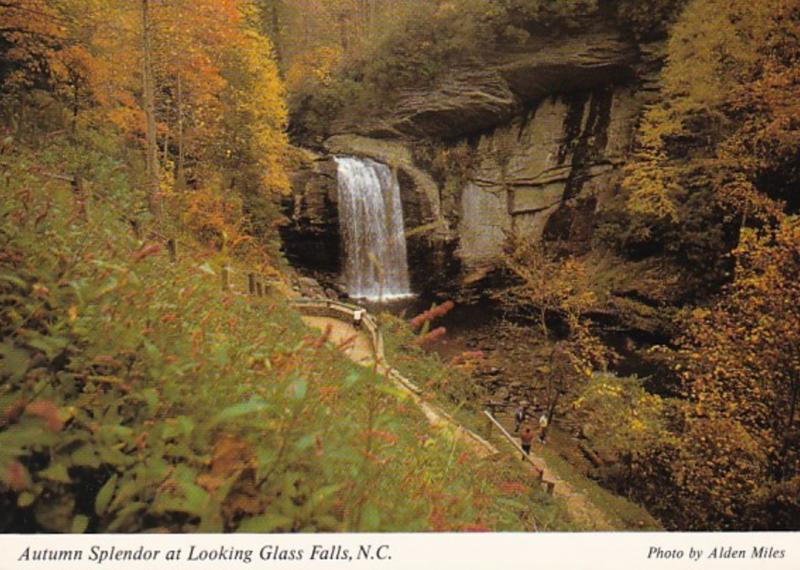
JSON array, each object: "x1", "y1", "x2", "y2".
[
  {"x1": 500, "y1": 236, "x2": 596, "y2": 340},
  {"x1": 573, "y1": 372, "x2": 675, "y2": 489},
  {"x1": 141, "y1": 0, "x2": 160, "y2": 217},
  {"x1": 499, "y1": 236, "x2": 611, "y2": 435}
]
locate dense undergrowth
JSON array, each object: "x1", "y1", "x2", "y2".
[{"x1": 0, "y1": 137, "x2": 577, "y2": 532}]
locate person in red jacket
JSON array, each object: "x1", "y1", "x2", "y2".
[{"x1": 520, "y1": 426, "x2": 534, "y2": 459}]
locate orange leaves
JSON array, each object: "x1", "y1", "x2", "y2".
[
  {"x1": 359, "y1": 429, "x2": 398, "y2": 446},
  {"x1": 31, "y1": 283, "x2": 49, "y2": 298},
  {"x1": 414, "y1": 326, "x2": 446, "y2": 346},
  {"x1": 3, "y1": 461, "x2": 31, "y2": 492},
  {"x1": 449, "y1": 350, "x2": 485, "y2": 373},
  {"x1": 131, "y1": 243, "x2": 162, "y2": 263},
  {"x1": 0, "y1": 0, "x2": 64, "y2": 90},
  {"x1": 499, "y1": 481, "x2": 529, "y2": 496},
  {"x1": 198, "y1": 435, "x2": 255, "y2": 494},
  {"x1": 670, "y1": 214, "x2": 800, "y2": 526},
  {"x1": 24, "y1": 400, "x2": 64, "y2": 432},
  {"x1": 461, "y1": 523, "x2": 491, "y2": 532},
  {"x1": 1, "y1": 397, "x2": 27, "y2": 428},
  {"x1": 285, "y1": 45, "x2": 343, "y2": 92},
  {"x1": 178, "y1": 186, "x2": 251, "y2": 252},
  {"x1": 311, "y1": 324, "x2": 333, "y2": 349}
]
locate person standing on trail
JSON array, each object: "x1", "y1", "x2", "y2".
[
  {"x1": 514, "y1": 402, "x2": 528, "y2": 433},
  {"x1": 520, "y1": 426, "x2": 534, "y2": 458},
  {"x1": 353, "y1": 308, "x2": 365, "y2": 329},
  {"x1": 538, "y1": 412, "x2": 549, "y2": 444}
]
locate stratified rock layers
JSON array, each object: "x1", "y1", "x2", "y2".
[
  {"x1": 286, "y1": 26, "x2": 652, "y2": 298},
  {"x1": 458, "y1": 87, "x2": 639, "y2": 268}
]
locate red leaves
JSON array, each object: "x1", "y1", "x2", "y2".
[
  {"x1": 311, "y1": 324, "x2": 333, "y2": 349},
  {"x1": 499, "y1": 481, "x2": 528, "y2": 496},
  {"x1": 131, "y1": 243, "x2": 161, "y2": 262},
  {"x1": 4, "y1": 461, "x2": 30, "y2": 492},
  {"x1": 415, "y1": 326, "x2": 447, "y2": 346},
  {"x1": 409, "y1": 300, "x2": 455, "y2": 329},
  {"x1": 25, "y1": 400, "x2": 63, "y2": 432},
  {"x1": 462, "y1": 524, "x2": 491, "y2": 532},
  {"x1": 456, "y1": 451, "x2": 472, "y2": 465},
  {"x1": 450, "y1": 350, "x2": 485, "y2": 366},
  {"x1": 360, "y1": 429, "x2": 398, "y2": 445}
]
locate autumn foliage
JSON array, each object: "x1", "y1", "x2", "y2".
[{"x1": 1, "y1": 0, "x2": 289, "y2": 257}]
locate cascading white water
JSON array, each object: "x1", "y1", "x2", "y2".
[{"x1": 334, "y1": 156, "x2": 412, "y2": 301}]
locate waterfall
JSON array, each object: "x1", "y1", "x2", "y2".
[{"x1": 334, "y1": 156, "x2": 412, "y2": 301}]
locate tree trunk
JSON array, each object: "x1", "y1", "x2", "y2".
[
  {"x1": 71, "y1": 78, "x2": 79, "y2": 134},
  {"x1": 542, "y1": 386, "x2": 562, "y2": 442},
  {"x1": 540, "y1": 304, "x2": 548, "y2": 340},
  {"x1": 141, "y1": 0, "x2": 160, "y2": 219},
  {"x1": 176, "y1": 74, "x2": 185, "y2": 188},
  {"x1": 270, "y1": 0, "x2": 282, "y2": 67}
]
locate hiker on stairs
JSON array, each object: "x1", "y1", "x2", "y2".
[{"x1": 520, "y1": 426, "x2": 534, "y2": 459}]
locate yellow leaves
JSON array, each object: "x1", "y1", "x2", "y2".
[
  {"x1": 623, "y1": 151, "x2": 681, "y2": 222},
  {"x1": 286, "y1": 45, "x2": 343, "y2": 92},
  {"x1": 177, "y1": 185, "x2": 251, "y2": 252}
]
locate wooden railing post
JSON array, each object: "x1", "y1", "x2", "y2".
[
  {"x1": 167, "y1": 238, "x2": 177, "y2": 263},
  {"x1": 248, "y1": 273, "x2": 256, "y2": 295},
  {"x1": 222, "y1": 265, "x2": 230, "y2": 291},
  {"x1": 130, "y1": 218, "x2": 142, "y2": 240},
  {"x1": 484, "y1": 410, "x2": 493, "y2": 440}
]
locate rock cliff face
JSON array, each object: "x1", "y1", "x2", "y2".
[
  {"x1": 457, "y1": 87, "x2": 639, "y2": 268},
  {"x1": 281, "y1": 150, "x2": 340, "y2": 275},
  {"x1": 285, "y1": 26, "x2": 662, "y2": 313}
]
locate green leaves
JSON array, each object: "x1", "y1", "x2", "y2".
[
  {"x1": 359, "y1": 502, "x2": 381, "y2": 531},
  {"x1": 95, "y1": 474, "x2": 118, "y2": 516},
  {"x1": 71, "y1": 514, "x2": 89, "y2": 533},
  {"x1": 0, "y1": 343, "x2": 30, "y2": 381},
  {"x1": 212, "y1": 399, "x2": 272, "y2": 425},
  {"x1": 289, "y1": 378, "x2": 308, "y2": 400},
  {"x1": 0, "y1": 142, "x2": 572, "y2": 536},
  {"x1": 238, "y1": 513, "x2": 294, "y2": 533},
  {"x1": 71, "y1": 445, "x2": 101, "y2": 468},
  {"x1": 39, "y1": 463, "x2": 71, "y2": 484}
]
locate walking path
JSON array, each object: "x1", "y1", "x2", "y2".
[
  {"x1": 298, "y1": 304, "x2": 616, "y2": 530},
  {"x1": 300, "y1": 314, "x2": 497, "y2": 458}
]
